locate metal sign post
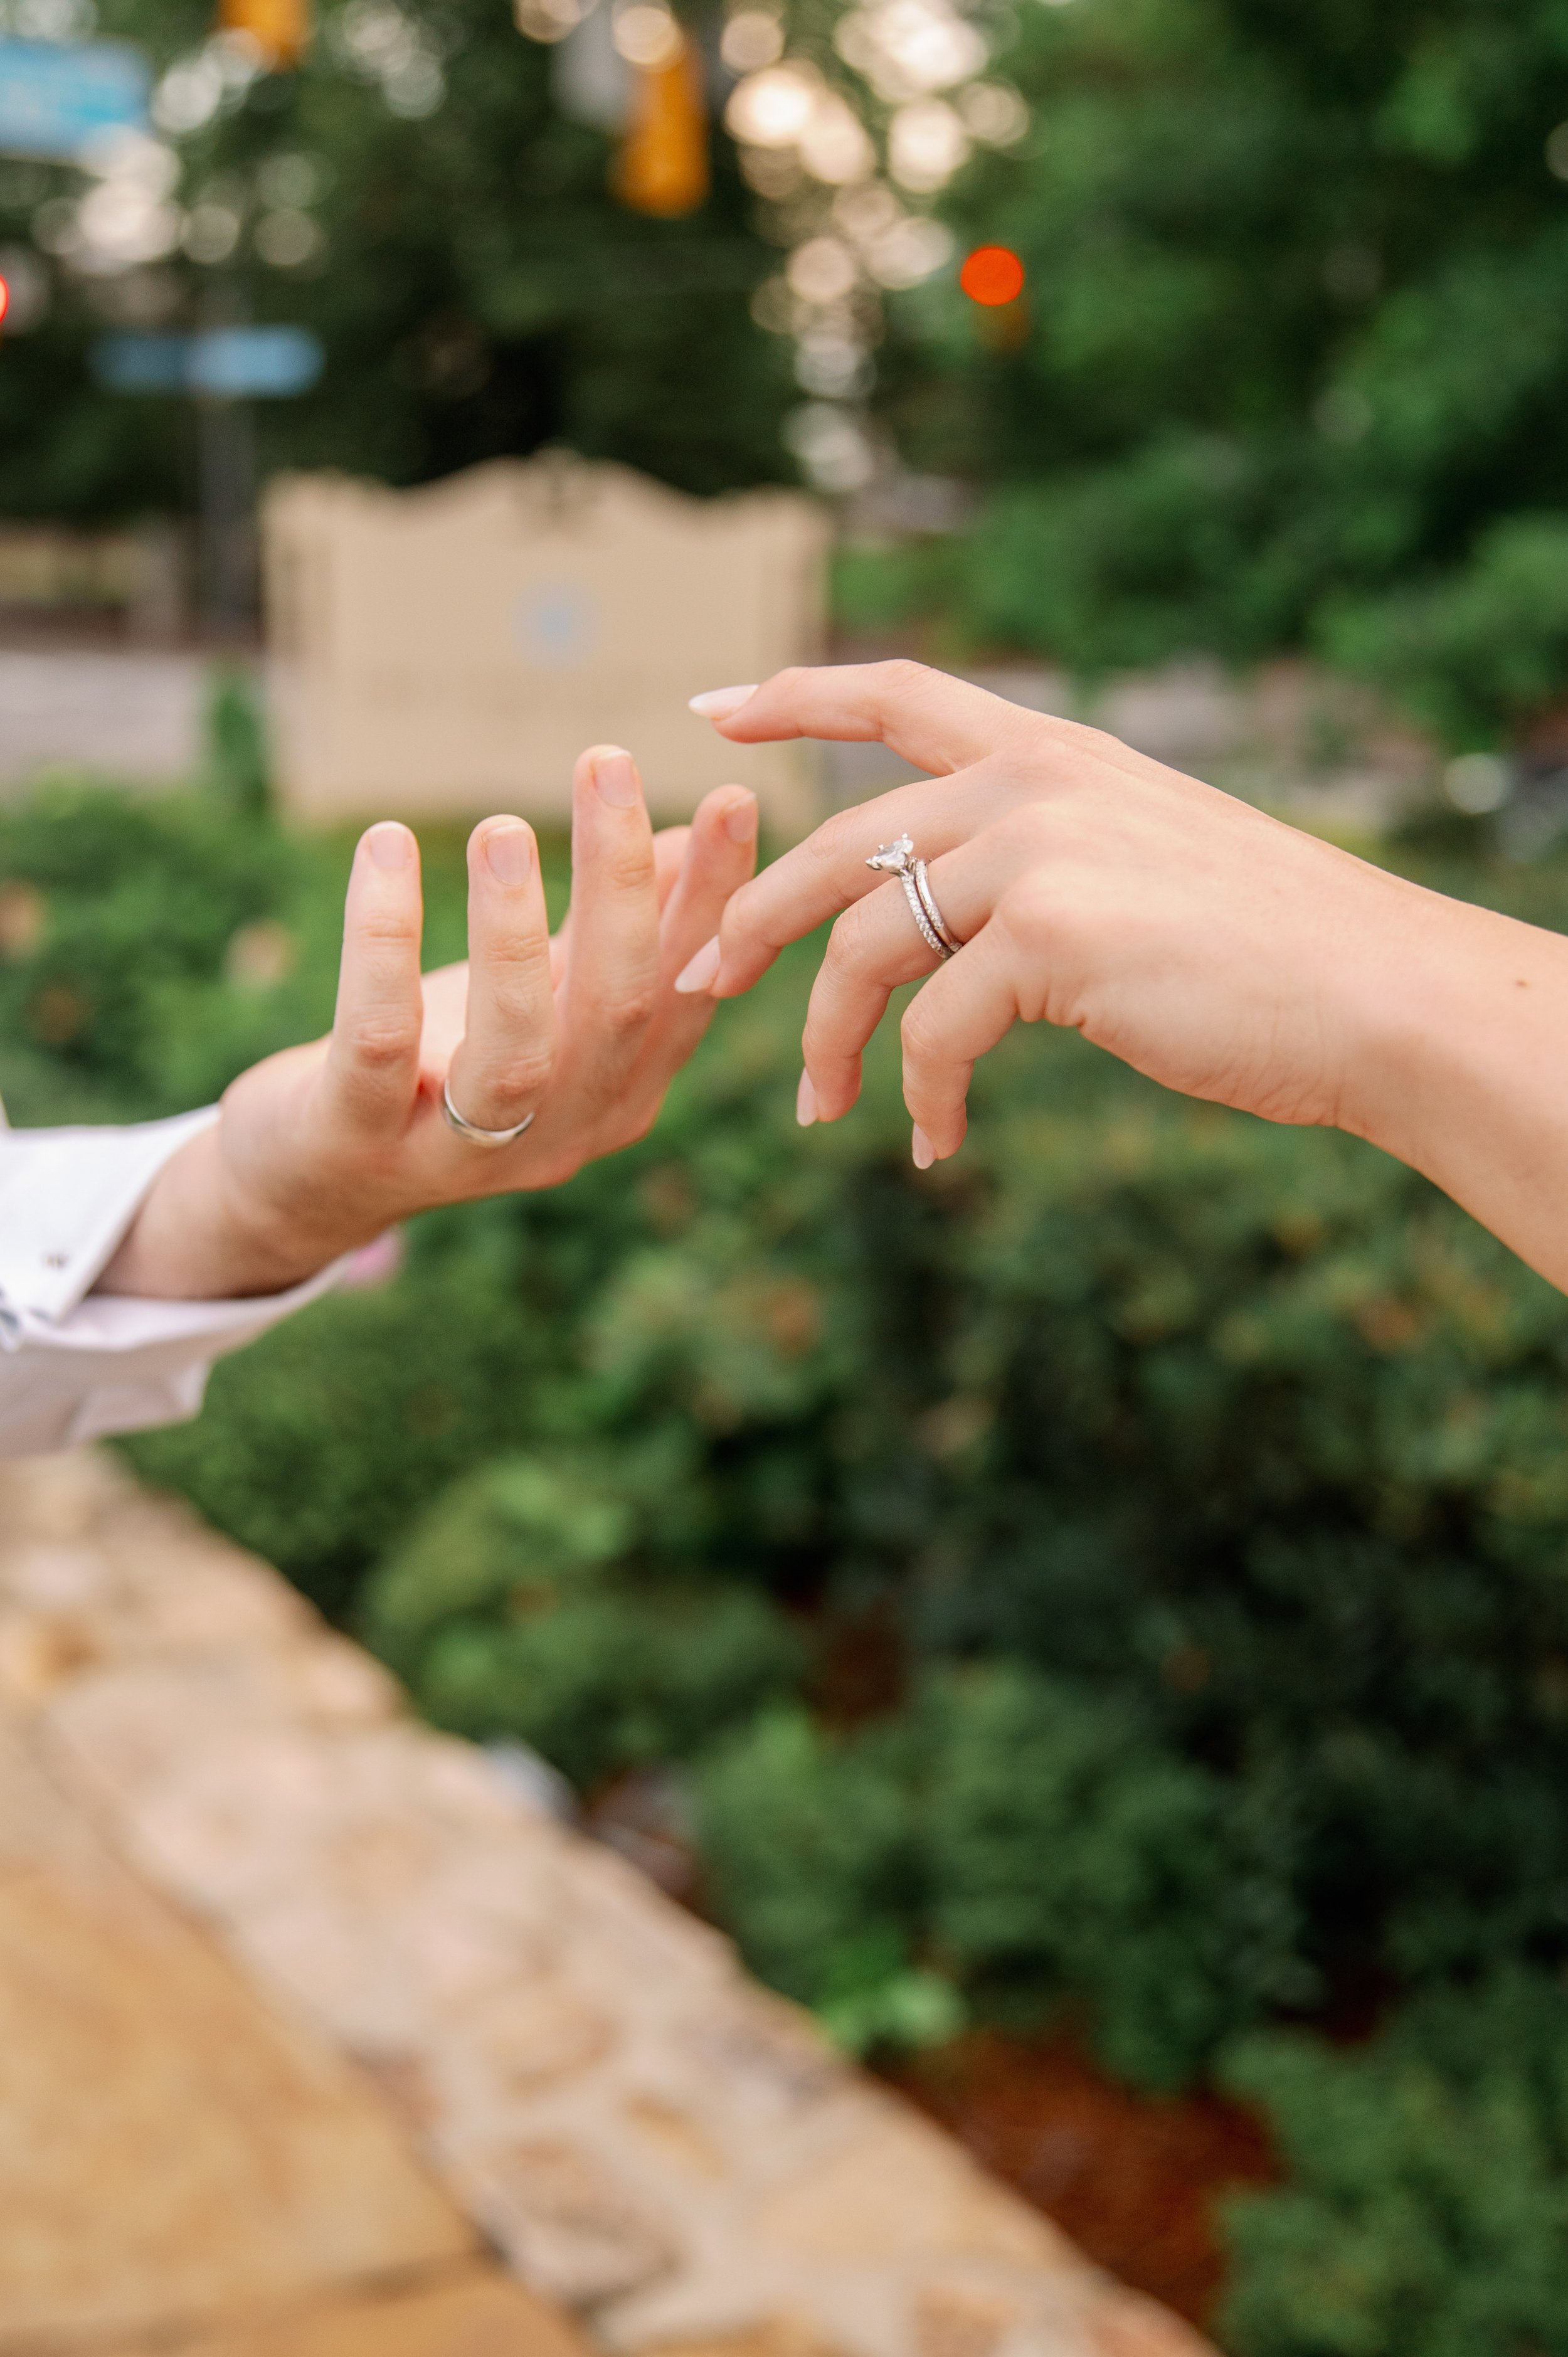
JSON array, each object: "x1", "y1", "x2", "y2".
[{"x1": 93, "y1": 328, "x2": 324, "y2": 638}]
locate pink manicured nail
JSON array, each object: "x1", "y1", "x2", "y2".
[
  {"x1": 797, "y1": 1071, "x2": 818, "y2": 1127},
  {"x1": 368, "y1": 822, "x2": 413, "y2": 871},
  {"x1": 912, "y1": 1126, "x2": 936, "y2": 1170},
  {"x1": 675, "y1": 936, "x2": 721, "y2": 994},
  {"x1": 689, "y1": 686, "x2": 758, "y2": 721},
  {"x1": 724, "y1": 792, "x2": 758, "y2": 844},
  {"x1": 484, "y1": 824, "x2": 534, "y2": 886},
  {"x1": 593, "y1": 748, "x2": 640, "y2": 808}
]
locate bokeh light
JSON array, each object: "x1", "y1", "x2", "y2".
[{"x1": 960, "y1": 243, "x2": 1025, "y2": 305}]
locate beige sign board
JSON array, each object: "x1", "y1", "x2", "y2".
[{"x1": 262, "y1": 456, "x2": 830, "y2": 835}]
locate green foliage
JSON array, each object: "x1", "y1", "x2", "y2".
[
  {"x1": 361, "y1": 1448, "x2": 804, "y2": 1787},
  {"x1": 890, "y1": 0, "x2": 1568, "y2": 733},
  {"x1": 1219, "y1": 1974, "x2": 1568, "y2": 2357},
  {"x1": 19, "y1": 769, "x2": 1568, "y2": 2333},
  {"x1": 697, "y1": 1666, "x2": 1306, "y2": 2088},
  {"x1": 0, "y1": 0, "x2": 790, "y2": 520},
  {"x1": 1325, "y1": 515, "x2": 1568, "y2": 751},
  {"x1": 203, "y1": 668, "x2": 273, "y2": 822},
  {"x1": 0, "y1": 775, "x2": 295, "y2": 1122}
]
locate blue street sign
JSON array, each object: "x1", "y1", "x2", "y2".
[
  {"x1": 0, "y1": 39, "x2": 151, "y2": 163},
  {"x1": 94, "y1": 327, "x2": 325, "y2": 400}
]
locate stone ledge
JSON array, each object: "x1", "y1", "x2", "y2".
[{"x1": 0, "y1": 1453, "x2": 1217, "y2": 2357}]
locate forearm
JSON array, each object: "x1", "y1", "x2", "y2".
[{"x1": 1338, "y1": 882, "x2": 1568, "y2": 1293}]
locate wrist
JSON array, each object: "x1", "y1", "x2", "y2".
[
  {"x1": 97, "y1": 1126, "x2": 354, "y2": 1301},
  {"x1": 1331, "y1": 872, "x2": 1568, "y2": 1287}
]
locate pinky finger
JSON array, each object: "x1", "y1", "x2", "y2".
[{"x1": 899, "y1": 921, "x2": 1021, "y2": 1163}]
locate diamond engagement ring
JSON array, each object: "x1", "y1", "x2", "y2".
[
  {"x1": 866, "y1": 835, "x2": 963, "y2": 961},
  {"x1": 441, "y1": 1076, "x2": 538, "y2": 1148}
]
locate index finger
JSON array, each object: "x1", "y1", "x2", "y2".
[{"x1": 691, "y1": 659, "x2": 1041, "y2": 777}]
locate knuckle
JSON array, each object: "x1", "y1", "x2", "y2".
[
  {"x1": 356, "y1": 904, "x2": 420, "y2": 948},
  {"x1": 605, "y1": 844, "x2": 657, "y2": 898},
  {"x1": 348, "y1": 1017, "x2": 419, "y2": 1071},
  {"x1": 998, "y1": 872, "x2": 1072, "y2": 953},
  {"x1": 485, "y1": 1046, "x2": 554, "y2": 1103},
  {"x1": 875, "y1": 657, "x2": 930, "y2": 697},
  {"x1": 824, "y1": 903, "x2": 874, "y2": 970},
  {"x1": 598, "y1": 982, "x2": 658, "y2": 1037},
  {"x1": 899, "y1": 993, "x2": 945, "y2": 1062}
]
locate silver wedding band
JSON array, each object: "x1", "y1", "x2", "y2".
[
  {"x1": 442, "y1": 1076, "x2": 537, "y2": 1148},
  {"x1": 866, "y1": 835, "x2": 963, "y2": 961}
]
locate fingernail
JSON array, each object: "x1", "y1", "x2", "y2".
[
  {"x1": 592, "y1": 748, "x2": 640, "y2": 808},
  {"x1": 689, "y1": 686, "x2": 758, "y2": 721},
  {"x1": 724, "y1": 792, "x2": 758, "y2": 844},
  {"x1": 675, "y1": 936, "x2": 721, "y2": 994},
  {"x1": 797, "y1": 1071, "x2": 818, "y2": 1127},
  {"x1": 368, "y1": 822, "x2": 413, "y2": 871},
  {"x1": 912, "y1": 1125, "x2": 936, "y2": 1170},
  {"x1": 484, "y1": 824, "x2": 534, "y2": 886}
]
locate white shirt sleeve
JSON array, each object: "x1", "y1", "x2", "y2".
[{"x1": 0, "y1": 1102, "x2": 348, "y2": 1456}]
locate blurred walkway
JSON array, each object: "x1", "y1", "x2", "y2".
[
  {"x1": 0, "y1": 1453, "x2": 1210, "y2": 2357},
  {"x1": 0, "y1": 640, "x2": 1429, "y2": 836},
  {"x1": 0, "y1": 644, "x2": 207, "y2": 788}
]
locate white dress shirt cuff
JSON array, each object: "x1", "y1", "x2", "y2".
[{"x1": 0, "y1": 1106, "x2": 351, "y2": 1454}]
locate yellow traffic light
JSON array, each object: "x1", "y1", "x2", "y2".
[
  {"x1": 219, "y1": 0, "x2": 310, "y2": 70},
  {"x1": 614, "y1": 45, "x2": 709, "y2": 217}
]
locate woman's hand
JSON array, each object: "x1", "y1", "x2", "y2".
[
  {"x1": 99, "y1": 745, "x2": 757, "y2": 1300},
  {"x1": 681, "y1": 662, "x2": 1568, "y2": 1294}
]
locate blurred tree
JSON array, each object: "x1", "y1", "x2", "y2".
[
  {"x1": 896, "y1": 0, "x2": 1568, "y2": 739},
  {"x1": 0, "y1": 0, "x2": 793, "y2": 519}
]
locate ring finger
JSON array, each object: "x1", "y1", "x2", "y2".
[
  {"x1": 684, "y1": 761, "x2": 1023, "y2": 1001},
  {"x1": 444, "y1": 817, "x2": 555, "y2": 1138},
  {"x1": 800, "y1": 830, "x2": 1007, "y2": 1120}
]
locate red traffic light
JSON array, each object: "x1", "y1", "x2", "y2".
[
  {"x1": 960, "y1": 245, "x2": 1025, "y2": 307},
  {"x1": 0, "y1": 277, "x2": 11, "y2": 330}
]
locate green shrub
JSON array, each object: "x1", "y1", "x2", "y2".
[
  {"x1": 1325, "y1": 516, "x2": 1568, "y2": 751},
  {"x1": 698, "y1": 1666, "x2": 1308, "y2": 2085},
  {"x1": 22, "y1": 768, "x2": 1568, "y2": 2334},
  {"x1": 928, "y1": 1667, "x2": 1311, "y2": 2090},
  {"x1": 1220, "y1": 1974, "x2": 1568, "y2": 2357},
  {"x1": 362, "y1": 1449, "x2": 804, "y2": 1788},
  {"x1": 0, "y1": 777, "x2": 297, "y2": 1123}
]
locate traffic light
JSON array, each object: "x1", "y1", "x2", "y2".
[
  {"x1": 218, "y1": 0, "x2": 310, "y2": 70},
  {"x1": 959, "y1": 245, "x2": 1025, "y2": 306},
  {"x1": 614, "y1": 45, "x2": 709, "y2": 216},
  {"x1": 0, "y1": 276, "x2": 10, "y2": 334}
]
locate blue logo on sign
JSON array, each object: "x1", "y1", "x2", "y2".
[{"x1": 514, "y1": 583, "x2": 597, "y2": 668}]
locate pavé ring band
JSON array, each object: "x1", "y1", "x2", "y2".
[
  {"x1": 866, "y1": 835, "x2": 964, "y2": 961},
  {"x1": 442, "y1": 1076, "x2": 538, "y2": 1148}
]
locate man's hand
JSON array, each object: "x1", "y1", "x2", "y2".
[{"x1": 99, "y1": 745, "x2": 757, "y2": 1300}]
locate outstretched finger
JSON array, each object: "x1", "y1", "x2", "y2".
[
  {"x1": 659, "y1": 787, "x2": 758, "y2": 980},
  {"x1": 690, "y1": 659, "x2": 1041, "y2": 777},
  {"x1": 445, "y1": 817, "x2": 554, "y2": 1136},
  {"x1": 549, "y1": 825, "x2": 686, "y2": 993},
  {"x1": 326, "y1": 820, "x2": 425, "y2": 1138},
  {"x1": 675, "y1": 766, "x2": 1017, "y2": 1002},
  {"x1": 798, "y1": 835, "x2": 1003, "y2": 1121},
  {"x1": 899, "y1": 920, "x2": 1022, "y2": 1165},
  {"x1": 574, "y1": 786, "x2": 760, "y2": 1160},
  {"x1": 550, "y1": 744, "x2": 662, "y2": 1129}
]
